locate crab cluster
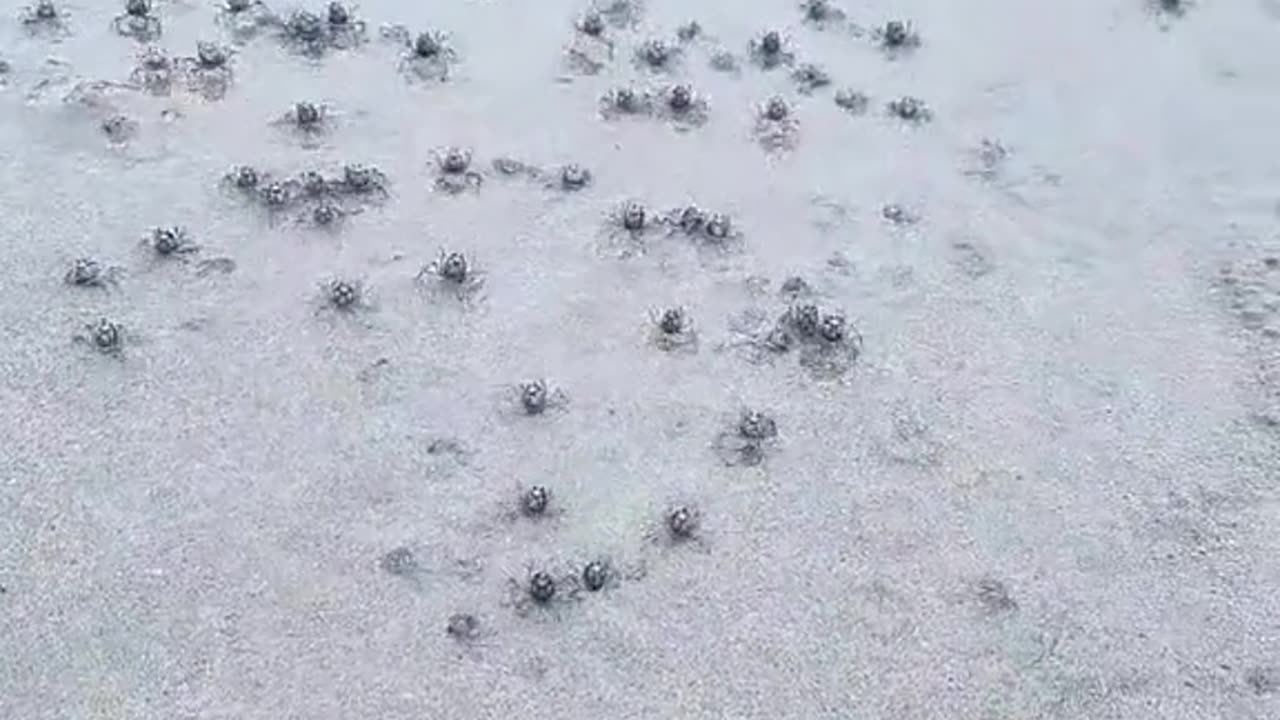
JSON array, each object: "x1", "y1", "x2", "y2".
[
  {"x1": 223, "y1": 163, "x2": 383, "y2": 226},
  {"x1": 660, "y1": 204, "x2": 742, "y2": 252},
  {"x1": 272, "y1": 3, "x2": 366, "y2": 56}
]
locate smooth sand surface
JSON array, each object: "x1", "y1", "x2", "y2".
[{"x1": 2, "y1": 1, "x2": 1279, "y2": 717}]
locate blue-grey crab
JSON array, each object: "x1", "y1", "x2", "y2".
[
  {"x1": 417, "y1": 249, "x2": 485, "y2": 301},
  {"x1": 799, "y1": 0, "x2": 847, "y2": 28},
  {"x1": 383, "y1": 25, "x2": 456, "y2": 83},
  {"x1": 712, "y1": 408, "x2": 779, "y2": 467},
  {"x1": 753, "y1": 96, "x2": 799, "y2": 152},
  {"x1": 872, "y1": 20, "x2": 920, "y2": 57},
  {"x1": 648, "y1": 306, "x2": 698, "y2": 353},
  {"x1": 595, "y1": 199, "x2": 658, "y2": 259},
  {"x1": 314, "y1": 276, "x2": 375, "y2": 317},
  {"x1": 143, "y1": 226, "x2": 200, "y2": 259},
  {"x1": 21, "y1": 1, "x2": 71, "y2": 39},
  {"x1": 129, "y1": 46, "x2": 174, "y2": 95},
  {"x1": 322, "y1": 2, "x2": 366, "y2": 47},
  {"x1": 791, "y1": 62, "x2": 831, "y2": 95},
  {"x1": 64, "y1": 257, "x2": 122, "y2": 289},
  {"x1": 655, "y1": 83, "x2": 708, "y2": 131},
  {"x1": 747, "y1": 30, "x2": 794, "y2": 69},
  {"x1": 887, "y1": 95, "x2": 931, "y2": 123},
  {"x1": 176, "y1": 42, "x2": 234, "y2": 100},
  {"x1": 598, "y1": 85, "x2": 654, "y2": 120},
  {"x1": 270, "y1": 100, "x2": 335, "y2": 148},
  {"x1": 112, "y1": 0, "x2": 161, "y2": 41},
  {"x1": 216, "y1": 0, "x2": 275, "y2": 42},
  {"x1": 508, "y1": 378, "x2": 569, "y2": 417},
  {"x1": 634, "y1": 37, "x2": 682, "y2": 73},
  {"x1": 332, "y1": 163, "x2": 389, "y2": 200},
  {"x1": 564, "y1": 10, "x2": 615, "y2": 76},
  {"x1": 73, "y1": 318, "x2": 127, "y2": 357},
  {"x1": 834, "y1": 87, "x2": 870, "y2": 115},
  {"x1": 431, "y1": 147, "x2": 484, "y2": 195}
]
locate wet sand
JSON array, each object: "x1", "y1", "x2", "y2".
[{"x1": 2, "y1": 0, "x2": 1280, "y2": 718}]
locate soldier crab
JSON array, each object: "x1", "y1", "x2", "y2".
[{"x1": 432, "y1": 147, "x2": 484, "y2": 194}]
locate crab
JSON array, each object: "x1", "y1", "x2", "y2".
[
  {"x1": 564, "y1": 10, "x2": 616, "y2": 75},
  {"x1": 663, "y1": 203, "x2": 707, "y2": 235},
  {"x1": 665, "y1": 505, "x2": 700, "y2": 541},
  {"x1": 290, "y1": 169, "x2": 331, "y2": 200},
  {"x1": 800, "y1": 0, "x2": 846, "y2": 27},
  {"x1": 273, "y1": 10, "x2": 327, "y2": 55},
  {"x1": 643, "y1": 501, "x2": 711, "y2": 551},
  {"x1": 798, "y1": 311, "x2": 863, "y2": 378},
  {"x1": 304, "y1": 199, "x2": 359, "y2": 229},
  {"x1": 676, "y1": 20, "x2": 702, "y2": 42},
  {"x1": 595, "y1": 200, "x2": 657, "y2": 259},
  {"x1": 649, "y1": 306, "x2": 697, "y2": 352},
  {"x1": 881, "y1": 203, "x2": 917, "y2": 225},
  {"x1": 519, "y1": 485, "x2": 553, "y2": 518},
  {"x1": 101, "y1": 114, "x2": 138, "y2": 144},
  {"x1": 323, "y1": 1, "x2": 366, "y2": 47},
  {"x1": 834, "y1": 88, "x2": 870, "y2": 115},
  {"x1": 417, "y1": 249, "x2": 485, "y2": 301},
  {"x1": 332, "y1": 163, "x2": 388, "y2": 199},
  {"x1": 215, "y1": 0, "x2": 275, "y2": 42},
  {"x1": 754, "y1": 96, "x2": 800, "y2": 152},
  {"x1": 21, "y1": 1, "x2": 71, "y2": 38},
  {"x1": 748, "y1": 30, "x2": 794, "y2": 69},
  {"x1": 555, "y1": 163, "x2": 592, "y2": 191},
  {"x1": 129, "y1": 47, "x2": 174, "y2": 95},
  {"x1": 112, "y1": 0, "x2": 161, "y2": 41},
  {"x1": 887, "y1": 95, "x2": 931, "y2": 123},
  {"x1": 597, "y1": 0, "x2": 644, "y2": 28},
  {"x1": 145, "y1": 226, "x2": 200, "y2": 258},
  {"x1": 502, "y1": 565, "x2": 578, "y2": 618},
  {"x1": 712, "y1": 408, "x2": 779, "y2": 467},
  {"x1": 75, "y1": 318, "x2": 126, "y2": 356},
  {"x1": 177, "y1": 41, "x2": 234, "y2": 99},
  {"x1": 576, "y1": 10, "x2": 606, "y2": 38},
  {"x1": 379, "y1": 546, "x2": 417, "y2": 577},
  {"x1": 599, "y1": 85, "x2": 653, "y2": 119},
  {"x1": 390, "y1": 28, "x2": 456, "y2": 82},
  {"x1": 64, "y1": 257, "x2": 122, "y2": 289},
  {"x1": 225, "y1": 164, "x2": 261, "y2": 193},
  {"x1": 445, "y1": 612, "x2": 483, "y2": 642},
  {"x1": 257, "y1": 179, "x2": 298, "y2": 211},
  {"x1": 512, "y1": 378, "x2": 568, "y2": 417},
  {"x1": 873, "y1": 20, "x2": 920, "y2": 55},
  {"x1": 791, "y1": 63, "x2": 831, "y2": 95},
  {"x1": 432, "y1": 147, "x2": 484, "y2": 194},
  {"x1": 634, "y1": 37, "x2": 681, "y2": 73},
  {"x1": 782, "y1": 302, "x2": 821, "y2": 339},
  {"x1": 656, "y1": 83, "x2": 708, "y2": 129},
  {"x1": 702, "y1": 212, "x2": 737, "y2": 243},
  {"x1": 579, "y1": 559, "x2": 611, "y2": 592},
  {"x1": 270, "y1": 100, "x2": 335, "y2": 147},
  {"x1": 315, "y1": 277, "x2": 372, "y2": 315}
]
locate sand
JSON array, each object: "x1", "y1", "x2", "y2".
[{"x1": 2, "y1": 0, "x2": 1279, "y2": 718}]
